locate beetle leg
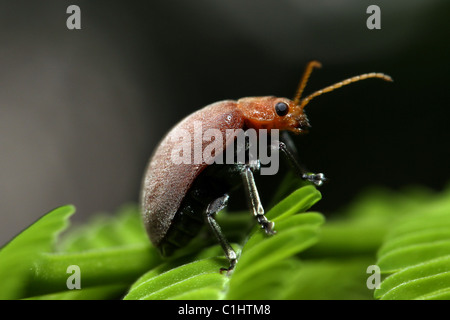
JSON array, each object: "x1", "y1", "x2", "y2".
[
  {"x1": 241, "y1": 166, "x2": 276, "y2": 235},
  {"x1": 204, "y1": 194, "x2": 237, "y2": 273},
  {"x1": 279, "y1": 133, "x2": 327, "y2": 187}
]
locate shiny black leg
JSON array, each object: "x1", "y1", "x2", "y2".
[
  {"x1": 204, "y1": 194, "x2": 237, "y2": 272},
  {"x1": 279, "y1": 133, "x2": 327, "y2": 187},
  {"x1": 241, "y1": 165, "x2": 276, "y2": 235}
]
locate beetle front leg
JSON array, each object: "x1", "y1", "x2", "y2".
[
  {"x1": 279, "y1": 133, "x2": 327, "y2": 187},
  {"x1": 241, "y1": 166, "x2": 276, "y2": 235}
]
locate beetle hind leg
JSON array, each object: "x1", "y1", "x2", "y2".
[
  {"x1": 204, "y1": 194, "x2": 237, "y2": 273},
  {"x1": 241, "y1": 165, "x2": 276, "y2": 235}
]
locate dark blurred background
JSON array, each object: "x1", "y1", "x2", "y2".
[{"x1": 1, "y1": 0, "x2": 449, "y2": 246}]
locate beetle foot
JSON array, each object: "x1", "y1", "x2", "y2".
[
  {"x1": 257, "y1": 216, "x2": 276, "y2": 235},
  {"x1": 220, "y1": 259, "x2": 236, "y2": 275},
  {"x1": 302, "y1": 172, "x2": 327, "y2": 187}
]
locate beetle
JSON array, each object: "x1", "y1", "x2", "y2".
[{"x1": 141, "y1": 61, "x2": 392, "y2": 272}]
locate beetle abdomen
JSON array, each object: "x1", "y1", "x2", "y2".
[
  {"x1": 157, "y1": 188, "x2": 206, "y2": 257},
  {"x1": 141, "y1": 100, "x2": 245, "y2": 248},
  {"x1": 158, "y1": 162, "x2": 244, "y2": 256}
]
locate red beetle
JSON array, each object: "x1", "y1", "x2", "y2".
[{"x1": 141, "y1": 61, "x2": 391, "y2": 271}]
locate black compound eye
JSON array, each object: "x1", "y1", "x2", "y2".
[{"x1": 275, "y1": 102, "x2": 289, "y2": 117}]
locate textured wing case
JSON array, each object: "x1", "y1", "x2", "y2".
[{"x1": 141, "y1": 100, "x2": 245, "y2": 246}]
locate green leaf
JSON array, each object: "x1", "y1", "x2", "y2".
[
  {"x1": 25, "y1": 284, "x2": 128, "y2": 300},
  {"x1": 379, "y1": 271, "x2": 450, "y2": 300},
  {"x1": 303, "y1": 217, "x2": 388, "y2": 258},
  {"x1": 226, "y1": 214, "x2": 324, "y2": 299},
  {"x1": 28, "y1": 205, "x2": 162, "y2": 299},
  {"x1": 57, "y1": 204, "x2": 148, "y2": 252},
  {"x1": 225, "y1": 186, "x2": 324, "y2": 300},
  {"x1": 124, "y1": 185, "x2": 324, "y2": 300},
  {"x1": 29, "y1": 243, "x2": 160, "y2": 297},
  {"x1": 280, "y1": 257, "x2": 376, "y2": 300},
  {"x1": 375, "y1": 255, "x2": 450, "y2": 299},
  {"x1": 123, "y1": 256, "x2": 229, "y2": 300},
  {"x1": 377, "y1": 228, "x2": 450, "y2": 258},
  {"x1": 265, "y1": 185, "x2": 321, "y2": 222},
  {"x1": 0, "y1": 203, "x2": 161, "y2": 299},
  {"x1": 0, "y1": 205, "x2": 75, "y2": 299},
  {"x1": 375, "y1": 194, "x2": 450, "y2": 299},
  {"x1": 226, "y1": 259, "x2": 301, "y2": 300},
  {"x1": 17, "y1": 183, "x2": 450, "y2": 300},
  {"x1": 378, "y1": 240, "x2": 450, "y2": 273}
]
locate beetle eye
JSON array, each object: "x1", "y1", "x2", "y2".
[{"x1": 275, "y1": 102, "x2": 289, "y2": 117}]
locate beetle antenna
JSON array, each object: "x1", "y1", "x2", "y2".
[
  {"x1": 300, "y1": 72, "x2": 393, "y2": 110},
  {"x1": 293, "y1": 60, "x2": 322, "y2": 106}
]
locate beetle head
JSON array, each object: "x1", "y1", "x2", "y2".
[
  {"x1": 236, "y1": 96, "x2": 310, "y2": 134},
  {"x1": 237, "y1": 61, "x2": 392, "y2": 135}
]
